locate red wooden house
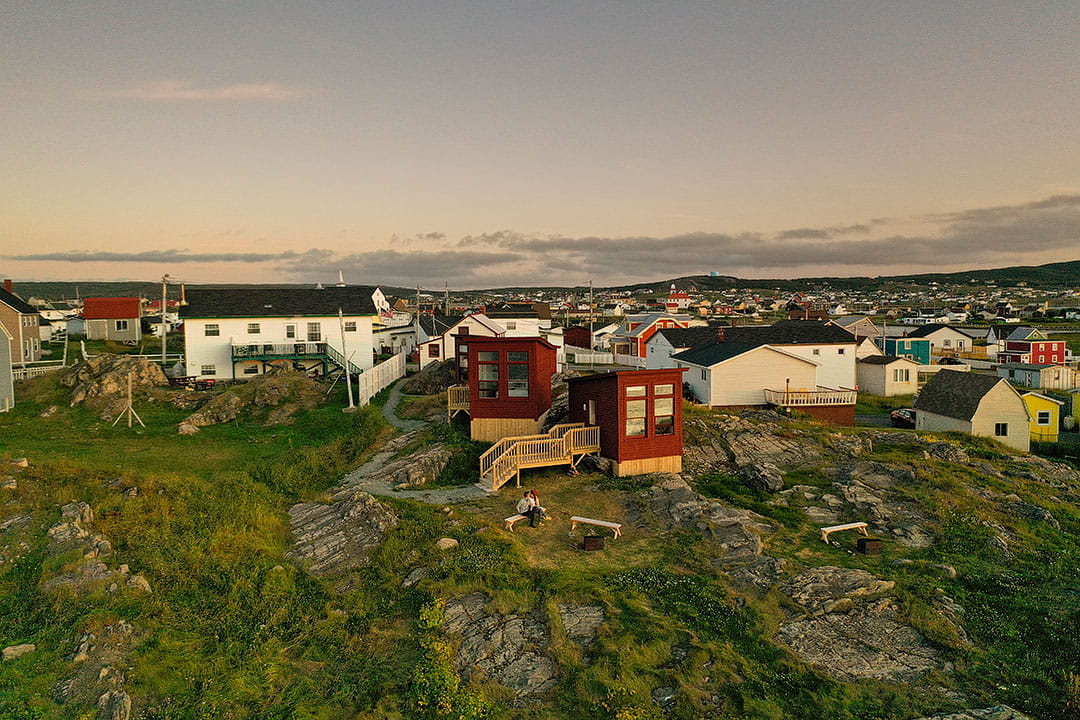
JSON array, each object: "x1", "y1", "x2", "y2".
[
  {"x1": 567, "y1": 368, "x2": 686, "y2": 476},
  {"x1": 457, "y1": 336, "x2": 558, "y2": 442},
  {"x1": 998, "y1": 327, "x2": 1067, "y2": 365}
]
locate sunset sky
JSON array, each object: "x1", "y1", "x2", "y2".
[{"x1": 2, "y1": 2, "x2": 1079, "y2": 288}]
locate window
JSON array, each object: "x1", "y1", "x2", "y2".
[
  {"x1": 201, "y1": 365, "x2": 217, "y2": 376},
  {"x1": 344, "y1": 321, "x2": 357, "y2": 332},
  {"x1": 478, "y1": 361, "x2": 499, "y2": 399},
  {"x1": 655, "y1": 395, "x2": 675, "y2": 436},
  {"x1": 838, "y1": 348, "x2": 845, "y2": 355},
  {"x1": 1037, "y1": 411, "x2": 1051, "y2": 426},
  {"x1": 943, "y1": 339, "x2": 952, "y2": 347},
  {"x1": 205, "y1": 324, "x2": 220, "y2": 337},
  {"x1": 625, "y1": 399, "x2": 646, "y2": 437},
  {"x1": 626, "y1": 385, "x2": 647, "y2": 398},
  {"x1": 505, "y1": 321, "x2": 517, "y2": 330},
  {"x1": 478, "y1": 351, "x2": 498, "y2": 362},
  {"x1": 243, "y1": 365, "x2": 259, "y2": 375},
  {"x1": 508, "y1": 363, "x2": 529, "y2": 397},
  {"x1": 285, "y1": 324, "x2": 296, "y2": 339},
  {"x1": 508, "y1": 351, "x2": 528, "y2": 362},
  {"x1": 428, "y1": 345, "x2": 440, "y2": 358},
  {"x1": 115, "y1": 320, "x2": 128, "y2": 331},
  {"x1": 247, "y1": 323, "x2": 260, "y2": 334},
  {"x1": 812, "y1": 348, "x2": 820, "y2": 355},
  {"x1": 701, "y1": 369, "x2": 707, "y2": 381},
  {"x1": 307, "y1": 323, "x2": 321, "y2": 342},
  {"x1": 994, "y1": 423, "x2": 1008, "y2": 437},
  {"x1": 892, "y1": 368, "x2": 910, "y2": 382}
]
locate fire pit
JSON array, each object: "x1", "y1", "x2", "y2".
[{"x1": 582, "y1": 535, "x2": 605, "y2": 551}]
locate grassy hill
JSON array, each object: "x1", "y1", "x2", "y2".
[{"x1": 1, "y1": 371, "x2": 1078, "y2": 719}]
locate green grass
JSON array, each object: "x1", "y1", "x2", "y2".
[{"x1": 854, "y1": 393, "x2": 914, "y2": 415}]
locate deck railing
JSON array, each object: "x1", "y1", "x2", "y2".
[
  {"x1": 763, "y1": 387, "x2": 858, "y2": 406},
  {"x1": 481, "y1": 424, "x2": 601, "y2": 491},
  {"x1": 447, "y1": 385, "x2": 470, "y2": 417},
  {"x1": 232, "y1": 342, "x2": 327, "y2": 359}
]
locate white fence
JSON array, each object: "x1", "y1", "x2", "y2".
[
  {"x1": 612, "y1": 353, "x2": 647, "y2": 368},
  {"x1": 565, "y1": 347, "x2": 614, "y2": 365},
  {"x1": 356, "y1": 352, "x2": 406, "y2": 406},
  {"x1": 12, "y1": 362, "x2": 66, "y2": 381}
]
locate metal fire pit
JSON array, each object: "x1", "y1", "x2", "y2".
[{"x1": 582, "y1": 535, "x2": 605, "y2": 551}]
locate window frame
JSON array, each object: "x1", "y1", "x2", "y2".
[
  {"x1": 204, "y1": 323, "x2": 220, "y2": 337},
  {"x1": 994, "y1": 422, "x2": 1008, "y2": 437},
  {"x1": 247, "y1": 322, "x2": 261, "y2": 334},
  {"x1": 201, "y1": 364, "x2": 217, "y2": 376}
]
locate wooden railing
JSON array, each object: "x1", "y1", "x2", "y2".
[
  {"x1": 764, "y1": 387, "x2": 858, "y2": 407},
  {"x1": 481, "y1": 424, "x2": 601, "y2": 492},
  {"x1": 232, "y1": 342, "x2": 327, "y2": 359},
  {"x1": 447, "y1": 385, "x2": 470, "y2": 418},
  {"x1": 12, "y1": 360, "x2": 66, "y2": 381}
]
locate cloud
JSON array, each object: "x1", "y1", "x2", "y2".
[
  {"x1": 8, "y1": 194, "x2": 1079, "y2": 287},
  {"x1": 111, "y1": 80, "x2": 308, "y2": 102}
]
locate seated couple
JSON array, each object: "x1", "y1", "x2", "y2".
[{"x1": 515, "y1": 490, "x2": 547, "y2": 527}]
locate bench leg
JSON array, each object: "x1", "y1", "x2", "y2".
[{"x1": 569, "y1": 521, "x2": 577, "y2": 537}]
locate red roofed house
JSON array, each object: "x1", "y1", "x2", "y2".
[
  {"x1": 664, "y1": 283, "x2": 692, "y2": 312},
  {"x1": 84, "y1": 297, "x2": 142, "y2": 343},
  {"x1": 568, "y1": 368, "x2": 686, "y2": 476}
]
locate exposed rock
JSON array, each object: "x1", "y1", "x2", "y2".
[
  {"x1": 182, "y1": 369, "x2": 323, "y2": 428},
  {"x1": 912, "y1": 707, "x2": 1031, "y2": 720},
  {"x1": 1005, "y1": 501, "x2": 1059, "y2": 529},
  {"x1": 402, "y1": 567, "x2": 427, "y2": 587},
  {"x1": 739, "y1": 462, "x2": 784, "y2": 493},
  {"x1": 11, "y1": 457, "x2": 30, "y2": 467},
  {"x1": 125, "y1": 575, "x2": 151, "y2": 593},
  {"x1": 925, "y1": 442, "x2": 970, "y2": 463},
  {"x1": 435, "y1": 537, "x2": 459, "y2": 551},
  {"x1": 724, "y1": 556, "x2": 787, "y2": 590},
  {"x1": 39, "y1": 405, "x2": 59, "y2": 417},
  {"x1": 377, "y1": 444, "x2": 454, "y2": 489},
  {"x1": 288, "y1": 488, "x2": 399, "y2": 576},
  {"x1": 3, "y1": 643, "x2": 36, "y2": 660},
  {"x1": 651, "y1": 685, "x2": 678, "y2": 710},
  {"x1": 781, "y1": 567, "x2": 895, "y2": 613},
  {"x1": 177, "y1": 422, "x2": 200, "y2": 435},
  {"x1": 97, "y1": 689, "x2": 132, "y2": 720},
  {"x1": 444, "y1": 592, "x2": 557, "y2": 697},
  {"x1": 557, "y1": 604, "x2": 605, "y2": 647},
  {"x1": 777, "y1": 597, "x2": 944, "y2": 682},
  {"x1": 641, "y1": 474, "x2": 772, "y2": 562},
  {"x1": 1, "y1": 476, "x2": 15, "y2": 489},
  {"x1": 61, "y1": 355, "x2": 168, "y2": 418},
  {"x1": 683, "y1": 415, "x2": 823, "y2": 475},
  {"x1": 401, "y1": 360, "x2": 455, "y2": 395},
  {"x1": 53, "y1": 620, "x2": 136, "y2": 708},
  {"x1": 0, "y1": 513, "x2": 32, "y2": 533},
  {"x1": 932, "y1": 594, "x2": 970, "y2": 645},
  {"x1": 824, "y1": 433, "x2": 873, "y2": 457}
]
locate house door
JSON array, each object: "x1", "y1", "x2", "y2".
[{"x1": 587, "y1": 400, "x2": 596, "y2": 426}]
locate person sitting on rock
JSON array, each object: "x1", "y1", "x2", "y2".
[{"x1": 516, "y1": 491, "x2": 540, "y2": 528}]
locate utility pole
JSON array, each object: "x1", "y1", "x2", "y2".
[
  {"x1": 444, "y1": 282, "x2": 449, "y2": 316},
  {"x1": 588, "y1": 280, "x2": 594, "y2": 371},
  {"x1": 161, "y1": 274, "x2": 169, "y2": 367},
  {"x1": 339, "y1": 308, "x2": 355, "y2": 409},
  {"x1": 414, "y1": 286, "x2": 421, "y2": 360}
]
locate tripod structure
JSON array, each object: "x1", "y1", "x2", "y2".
[{"x1": 112, "y1": 372, "x2": 146, "y2": 429}]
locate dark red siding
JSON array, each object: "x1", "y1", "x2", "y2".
[
  {"x1": 568, "y1": 368, "x2": 686, "y2": 463},
  {"x1": 467, "y1": 337, "x2": 557, "y2": 421},
  {"x1": 564, "y1": 326, "x2": 592, "y2": 349}
]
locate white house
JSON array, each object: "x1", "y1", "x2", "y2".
[
  {"x1": 724, "y1": 320, "x2": 858, "y2": 389},
  {"x1": 645, "y1": 325, "x2": 727, "y2": 369},
  {"x1": 997, "y1": 363, "x2": 1080, "y2": 391},
  {"x1": 673, "y1": 342, "x2": 818, "y2": 407},
  {"x1": 417, "y1": 313, "x2": 505, "y2": 368},
  {"x1": 856, "y1": 355, "x2": 919, "y2": 396},
  {"x1": 904, "y1": 324, "x2": 978, "y2": 355},
  {"x1": 180, "y1": 286, "x2": 381, "y2": 381}
]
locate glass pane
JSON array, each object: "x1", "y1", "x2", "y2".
[
  {"x1": 479, "y1": 364, "x2": 499, "y2": 380},
  {"x1": 508, "y1": 351, "x2": 528, "y2": 362},
  {"x1": 655, "y1": 398, "x2": 674, "y2": 415},
  {"x1": 656, "y1": 415, "x2": 675, "y2": 435},
  {"x1": 478, "y1": 351, "x2": 498, "y2": 362},
  {"x1": 508, "y1": 364, "x2": 528, "y2": 379},
  {"x1": 479, "y1": 381, "x2": 498, "y2": 399},
  {"x1": 508, "y1": 381, "x2": 529, "y2": 397},
  {"x1": 626, "y1": 385, "x2": 646, "y2": 397},
  {"x1": 625, "y1": 418, "x2": 646, "y2": 437},
  {"x1": 654, "y1": 383, "x2": 674, "y2": 395},
  {"x1": 626, "y1": 399, "x2": 646, "y2": 418}
]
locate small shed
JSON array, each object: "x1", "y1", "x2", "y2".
[
  {"x1": 567, "y1": 368, "x2": 686, "y2": 476},
  {"x1": 464, "y1": 336, "x2": 558, "y2": 442},
  {"x1": 564, "y1": 325, "x2": 592, "y2": 349},
  {"x1": 1022, "y1": 392, "x2": 1063, "y2": 443},
  {"x1": 914, "y1": 370, "x2": 1031, "y2": 452},
  {"x1": 857, "y1": 355, "x2": 919, "y2": 396},
  {"x1": 84, "y1": 297, "x2": 142, "y2": 343}
]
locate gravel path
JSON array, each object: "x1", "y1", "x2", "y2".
[{"x1": 340, "y1": 381, "x2": 488, "y2": 503}]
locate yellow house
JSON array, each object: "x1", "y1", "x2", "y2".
[{"x1": 1022, "y1": 392, "x2": 1062, "y2": 443}]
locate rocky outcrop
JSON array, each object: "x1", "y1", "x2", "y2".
[
  {"x1": 639, "y1": 474, "x2": 773, "y2": 563},
  {"x1": 401, "y1": 360, "x2": 455, "y2": 395},
  {"x1": 60, "y1": 355, "x2": 168, "y2": 419},
  {"x1": 911, "y1": 708, "x2": 1031, "y2": 720},
  {"x1": 739, "y1": 463, "x2": 784, "y2": 493},
  {"x1": 41, "y1": 503, "x2": 146, "y2": 596},
  {"x1": 377, "y1": 444, "x2": 455, "y2": 489},
  {"x1": 776, "y1": 567, "x2": 943, "y2": 683},
  {"x1": 2, "y1": 643, "x2": 35, "y2": 661},
  {"x1": 444, "y1": 592, "x2": 558, "y2": 698},
  {"x1": 288, "y1": 489, "x2": 398, "y2": 576},
  {"x1": 182, "y1": 369, "x2": 323, "y2": 429},
  {"x1": 558, "y1": 604, "x2": 605, "y2": 648},
  {"x1": 683, "y1": 414, "x2": 824, "y2": 475},
  {"x1": 54, "y1": 619, "x2": 138, "y2": 719}
]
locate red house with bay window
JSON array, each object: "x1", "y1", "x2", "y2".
[
  {"x1": 463, "y1": 336, "x2": 558, "y2": 442},
  {"x1": 567, "y1": 368, "x2": 686, "y2": 476}
]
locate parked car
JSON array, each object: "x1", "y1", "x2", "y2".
[{"x1": 890, "y1": 408, "x2": 916, "y2": 428}]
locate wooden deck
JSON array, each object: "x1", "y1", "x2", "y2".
[
  {"x1": 447, "y1": 385, "x2": 470, "y2": 419},
  {"x1": 479, "y1": 423, "x2": 601, "y2": 492}
]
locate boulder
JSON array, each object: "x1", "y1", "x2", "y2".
[
  {"x1": 781, "y1": 566, "x2": 895, "y2": 613},
  {"x1": 61, "y1": 355, "x2": 168, "y2": 417},
  {"x1": 435, "y1": 537, "x2": 459, "y2": 551},
  {"x1": 182, "y1": 369, "x2": 323, "y2": 428},
  {"x1": 97, "y1": 689, "x2": 132, "y2": 720},
  {"x1": 557, "y1": 604, "x2": 605, "y2": 648},
  {"x1": 925, "y1": 442, "x2": 970, "y2": 463},
  {"x1": 378, "y1": 444, "x2": 455, "y2": 489},
  {"x1": 2, "y1": 643, "x2": 35, "y2": 661},
  {"x1": 911, "y1": 708, "x2": 1031, "y2": 720},
  {"x1": 288, "y1": 489, "x2": 399, "y2": 576},
  {"x1": 739, "y1": 463, "x2": 784, "y2": 493},
  {"x1": 401, "y1": 360, "x2": 456, "y2": 395}
]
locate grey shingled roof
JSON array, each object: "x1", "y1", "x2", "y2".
[
  {"x1": 905, "y1": 323, "x2": 977, "y2": 339},
  {"x1": 724, "y1": 319, "x2": 855, "y2": 346},
  {"x1": 653, "y1": 325, "x2": 726, "y2": 349},
  {"x1": 671, "y1": 342, "x2": 815, "y2": 368},
  {"x1": 857, "y1": 355, "x2": 911, "y2": 366},
  {"x1": 0, "y1": 287, "x2": 37, "y2": 315},
  {"x1": 913, "y1": 370, "x2": 1007, "y2": 421},
  {"x1": 180, "y1": 286, "x2": 379, "y2": 319}
]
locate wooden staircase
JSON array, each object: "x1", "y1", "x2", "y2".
[{"x1": 477, "y1": 423, "x2": 601, "y2": 492}]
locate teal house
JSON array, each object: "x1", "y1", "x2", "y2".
[{"x1": 880, "y1": 337, "x2": 931, "y2": 365}]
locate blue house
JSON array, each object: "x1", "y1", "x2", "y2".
[{"x1": 880, "y1": 337, "x2": 931, "y2": 365}]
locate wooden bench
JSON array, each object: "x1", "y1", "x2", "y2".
[
  {"x1": 504, "y1": 514, "x2": 528, "y2": 532},
  {"x1": 569, "y1": 516, "x2": 622, "y2": 539},
  {"x1": 820, "y1": 521, "x2": 869, "y2": 543}
]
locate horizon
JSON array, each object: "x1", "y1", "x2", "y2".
[{"x1": 3, "y1": 4, "x2": 1079, "y2": 287}]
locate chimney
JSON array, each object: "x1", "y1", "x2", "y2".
[
  {"x1": 3, "y1": 279, "x2": 11, "y2": 293},
  {"x1": 180, "y1": 283, "x2": 187, "y2": 306}
]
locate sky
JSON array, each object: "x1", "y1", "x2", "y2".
[{"x1": 2, "y1": 2, "x2": 1079, "y2": 289}]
